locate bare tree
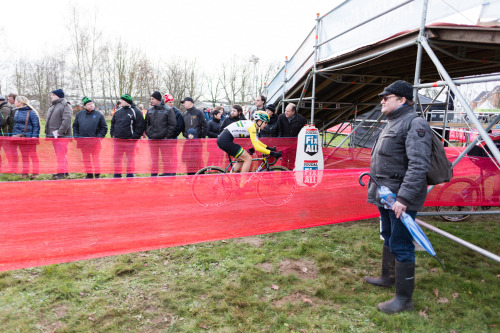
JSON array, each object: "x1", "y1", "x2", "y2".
[
  {"x1": 183, "y1": 59, "x2": 204, "y2": 102},
  {"x1": 68, "y1": 6, "x2": 102, "y2": 99},
  {"x1": 204, "y1": 71, "x2": 223, "y2": 107},
  {"x1": 164, "y1": 57, "x2": 187, "y2": 109},
  {"x1": 25, "y1": 54, "x2": 67, "y2": 115},
  {"x1": 219, "y1": 57, "x2": 241, "y2": 105}
]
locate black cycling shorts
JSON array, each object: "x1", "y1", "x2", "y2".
[{"x1": 217, "y1": 129, "x2": 244, "y2": 158}]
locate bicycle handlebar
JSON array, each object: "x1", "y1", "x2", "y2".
[{"x1": 244, "y1": 147, "x2": 282, "y2": 166}]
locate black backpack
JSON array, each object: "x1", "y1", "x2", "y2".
[{"x1": 405, "y1": 115, "x2": 453, "y2": 185}]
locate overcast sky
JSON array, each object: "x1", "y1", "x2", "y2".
[{"x1": 0, "y1": 0, "x2": 344, "y2": 70}]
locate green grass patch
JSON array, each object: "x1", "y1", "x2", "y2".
[{"x1": 0, "y1": 216, "x2": 498, "y2": 332}]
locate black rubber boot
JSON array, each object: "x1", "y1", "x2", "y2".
[
  {"x1": 364, "y1": 245, "x2": 395, "y2": 288},
  {"x1": 377, "y1": 261, "x2": 415, "y2": 314}
]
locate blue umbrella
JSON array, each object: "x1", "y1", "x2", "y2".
[{"x1": 359, "y1": 172, "x2": 445, "y2": 269}]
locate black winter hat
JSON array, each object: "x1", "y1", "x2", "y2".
[
  {"x1": 52, "y1": 89, "x2": 65, "y2": 99},
  {"x1": 151, "y1": 91, "x2": 162, "y2": 102},
  {"x1": 265, "y1": 104, "x2": 276, "y2": 113},
  {"x1": 180, "y1": 97, "x2": 194, "y2": 103},
  {"x1": 379, "y1": 80, "x2": 413, "y2": 101}
]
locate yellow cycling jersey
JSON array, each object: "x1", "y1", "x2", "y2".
[{"x1": 225, "y1": 120, "x2": 270, "y2": 155}]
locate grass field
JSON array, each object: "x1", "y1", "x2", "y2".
[{"x1": 0, "y1": 215, "x2": 498, "y2": 332}]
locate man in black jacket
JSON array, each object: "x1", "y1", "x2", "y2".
[
  {"x1": 73, "y1": 97, "x2": 108, "y2": 179},
  {"x1": 110, "y1": 93, "x2": 146, "y2": 178},
  {"x1": 145, "y1": 91, "x2": 177, "y2": 176},
  {"x1": 207, "y1": 109, "x2": 222, "y2": 138},
  {"x1": 181, "y1": 97, "x2": 207, "y2": 138},
  {"x1": 364, "y1": 80, "x2": 432, "y2": 314},
  {"x1": 278, "y1": 103, "x2": 307, "y2": 137}
]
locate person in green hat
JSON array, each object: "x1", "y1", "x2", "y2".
[
  {"x1": 110, "y1": 94, "x2": 145, "y2": 178},
  {"x1": 73, "y1": 97, "x2": 108, "y2": 179}
]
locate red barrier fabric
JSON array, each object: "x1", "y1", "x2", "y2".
[
  {"x1": 0, "y1": 169, "x2": 379, "y2": 272},
  {"x1": 1, "y1": 140, "x2": 498, "y2": 272}
]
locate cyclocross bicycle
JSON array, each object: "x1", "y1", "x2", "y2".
[{"x1": 191, "y1": 149, "x2": 295, "y2": 207}]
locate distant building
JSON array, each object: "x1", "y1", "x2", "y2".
[{"x1": 471, "y1": 85, "x2": 500, "y2": 110}]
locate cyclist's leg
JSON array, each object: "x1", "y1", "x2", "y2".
[
  {"x1": 217, "y1": 130, "x2": 244, "y2": 172},
  {"x1": 232, "y1": 160, "x2": 243, "y2": 173},
  {"x1": 239, "y1": 151, "x2": 252, "y2": 173}
]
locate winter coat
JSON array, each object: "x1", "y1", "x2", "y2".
[
  {"x1": 73, "y1": 109, "x2": 108, "y2": 138},
  {"x1": 219, "y1": 114, "x2": 246, "y2": 134},
  {"x1": 145, "y1": 102, "x2": 176, "y2": 139},
  {"x1": 45, "y1": 98, "x2": 73, "y2": 137},
  {"x1": 260, "y1": 113, "x2": 279, "y2": 138},
  {"x1": 110, "y1": 105, "x2": 146, "y2": 139},
  {"x1": 182, "y1": 107, "x2": 208, "y2": 138},
  {"x1": 278, "y1": 112, "x2": 307, "y2": 137},
  {"x1": 12, "y1": 106, "x2": 40, "y2": 138},
  {"x1": 0, "y1": 101, "x2": 14, "y2": 136},
  {"x1": 367, "y1": 104, "x2": 433, "y2": 211},
  {"x1": 207, "y1": 118, "x2": 221, "y2": 138},
  {"x1": 172, "y1": 106, "x2": 184, "y2": 138}
]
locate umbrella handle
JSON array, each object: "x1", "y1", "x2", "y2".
[
  {"x1": 434, "y1": 256, "x2": 445, "y2": 269},
  {"x1": 358, "y1": 172, "x2": 381, "y2": 188}
]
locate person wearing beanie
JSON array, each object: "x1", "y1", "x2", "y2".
[
  {"x1": 364, "y1": 80, "x2": 432, "y2": 314},
  {"x1": 73, "y1": 97, "x2": 108, "y2": 179},
  {"x1": 110, "y1": 93, "x2": 145, "y2": 178},
  {"x1": 182, "y1": 128, "x2": 202, "y2": 175},
  {"x1": 0, "y1": 95, "x2": 10, "y2": 136},
  {"x1": 164, "y1": 94, "x2": 185, "y2": 139},
  {"x1": 260, "y1": 104, "x2": 279, "y2": 137},
  {"x1": 45, "y1": 88, "x2": 73, "y2": 179},
  {"x1": 51, "y1": 89, "x2": 65, "y2": 99},
  {"x1": 0, "y1": 93, "x2": 18, "y2": 171},
  {"x1": 145, "y1": 91, "x2": 177, "y2": 177}
]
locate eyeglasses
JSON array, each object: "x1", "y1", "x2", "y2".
[{"x1": 381, "y1": 95, "x2": 398, "y2": 101}]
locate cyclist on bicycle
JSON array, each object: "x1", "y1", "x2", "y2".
[{"x1": 217, "y1": 109, "x2": 282, "y2": 174}]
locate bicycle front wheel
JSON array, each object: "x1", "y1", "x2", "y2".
[
  {"x1": 257, "y1": 166, "x2": 296, "y2": 206},
  {"x1": 192, "y1": 166, "x2": 233, "y2": 207}
]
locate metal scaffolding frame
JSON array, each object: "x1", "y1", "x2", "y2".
[{"x1": 269, "y1": 0, "x2": 500, "y2": 262}]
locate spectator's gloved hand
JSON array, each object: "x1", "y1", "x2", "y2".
[
  {"x1": 247, "y1": 148, "x2": 255, "y2": 155},
  {"x1": 267, "y1": 146, "x2": 277, "y2": 152},
  {"x1": 270, "y1": 151, "x2": 282, "y2": 159}
]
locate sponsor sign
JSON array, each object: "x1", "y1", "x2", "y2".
[{"x1": 304, "y1": 130, "x2": 319, "y2": 156}]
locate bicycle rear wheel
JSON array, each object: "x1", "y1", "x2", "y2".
[
  {"x1": 257, "y1": 166, "x2": 295, "y2": 206},
  {"x1": 195, "y1": 166, "x2": 226, "y2": 175},
  {"x1": 435, "y1": 178, "x2": 480, "y2": 222},
  {"x1": 192, "y1": 166, "x2": 233, "y2": 207}
]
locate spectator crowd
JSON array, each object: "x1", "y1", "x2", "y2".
[{"x1": 0, "y1": 90, "x2": 308, "y2": 179}]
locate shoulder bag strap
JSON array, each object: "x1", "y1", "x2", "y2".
[{"x1": 23, "y1": 109, "x2": 31, "y2": 134}]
